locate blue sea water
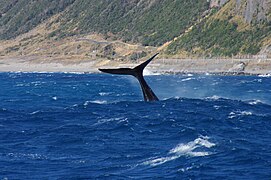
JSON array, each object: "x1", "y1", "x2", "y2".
[{"x1": 0, "y1": 72, "x2": 271, "y2": 179}]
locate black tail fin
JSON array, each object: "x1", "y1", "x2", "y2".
[
  {"x1": 133, "y1": 53, "x2": 159, "y2": 73},
  {"x1": 98, "y1": 68, "x2": 135, "y2": 75},
  {"x1": 98, "y1": 53, "x2": 159, "y2": 101},
  {"x1": 98, "y1": 53, "x2": 159, "y2": 76}
]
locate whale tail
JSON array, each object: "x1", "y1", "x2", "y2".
[{"x1": 98, "y1": 53, "x2": 159, "y2": 101}]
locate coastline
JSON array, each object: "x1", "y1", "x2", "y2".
[{"x1": 0, "y1": 55, "x2": 271, "y2": 75}]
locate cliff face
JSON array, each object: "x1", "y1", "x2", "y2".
[
  {"x1": 236, "y1": 0, "x2": 271, "y2": 23},
  {"x1": 209, "y1": 0, "x2": 271, "y2": 23}
]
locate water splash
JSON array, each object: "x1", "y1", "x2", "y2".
[{"x1": 142, "y1": 136, "x2": 215, "y2": 167}]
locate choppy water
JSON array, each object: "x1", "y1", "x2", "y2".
[{"x1": 0, "y1": 72, "x2": 271, "y2": 179}]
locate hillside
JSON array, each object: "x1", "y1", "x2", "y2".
[
  {"x1": 0, "y1": 0, "x2": 75, "y2": 39},
  {"x1": 166, "y1": 0, "x2": 271, "y2": 57},
  {"x1": 0, "y1": 0, "x2": 270, "y2": 59}
]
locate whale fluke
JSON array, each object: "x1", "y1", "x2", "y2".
[{"x1": 99, "y1": 53, "x2": 159, "y2": 102}]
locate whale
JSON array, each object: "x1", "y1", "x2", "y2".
[{"x1": 98, "y1": 53, "x2": 159, "y2": 102}]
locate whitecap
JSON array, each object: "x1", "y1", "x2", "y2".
[
  {"x1": 15, "y1": 83, "x2": 26, "y2": 87},
  {"x1": 99, "y1": 92, "x2": 111, "y2": 96},
  {"x1": 84, "y1": 100, "x2": 107, "y2": 106},
  {"x1": 178, "y1": 166, "x2": 194, "y2": 172},
  {"x1": 258, "y1": 74, "x2": 271, "y2": 77},
  {"x1": 143, "y1": 69, "x2": 160, "y2": 76},
  {"x1": 240, "y1": 111, "x2": 253, "y2": 116},
  {"x1": 52, "y1": 96, "x2": 58, "y2": 100},
  {"x1": 142, "y1": 136, "x2": 215, "y2": 167},
  {"x1": 228, "y1": 111, "x2": 253, "y2": 119},
  {"x1": 1, "y1": 108, "x2": 7, "y2": 111},
  {"x1": 94, "y1": 117, "x2": 128, "y2": 125},
  {"x1": 181, "y1": 77, "x2": 194, "y2": 82},
  {"x1": 143, "y1": 156, "x2": 179, "y2": 167},
  {"x1": 248, "y1": 100, "x2": 263, "y2": 105},
  {"x1": 29, "y1": 110, "x2": 40, "y2": 115},
  {"x1": 206, "y1": 95, "x2": 221, "y2": 100},
  {"x1": 72, "y1": 160, "x2": 86, "y2": 164},
  {"x1": 170, "y1": 136, "x2": 215, "y2": 155},
  {"x1": 7, "y1": 153, "x2": 47, "y2": 160},
  {"x1": 63, "y1": 72, "x2": 85, "y2": 75}
]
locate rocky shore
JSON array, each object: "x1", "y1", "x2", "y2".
[{"x1": 0, "y1": 56, "x2": 270, "y2": 75}]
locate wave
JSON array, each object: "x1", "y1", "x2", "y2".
[
  {"x1": 5, "y1": 152, "x2": 47, "y2": 160},
  {"x1": 93, "y1": 117, "x2": 128, "y2": 126},
  {"x1": 205, "y1": 95, "x2": 222, "y2": 100},
  {"x1": 180, "y1": 77, "x2": 195, "y2": 82},
  {"x1": 29, "y1": 110, "x2": 41, "y2": 115},
  {"x1": 143, "y1": 69, "x2": 161, "y2": 76},
  {"x1": 99, "y1": 92, "x2": 112, "y2": 96},
  {"x1": 258, "y1": 74, "x2": 271, "y2": 77},
  {"x1": 246, "y1": 99, "x2": 264, "y2": 105},
  {"x1": 84, "y1": 96, "x2": 271, "y2": 107},
  {"x1": 142, "y1": 136, "x2": 215, "y2": 167},
  {"x1": 228, "y1": 111, "x2": 253, "y2": 119},
  {"x1": 84, "y1": 100, "x2": 108, "y2": 105}
]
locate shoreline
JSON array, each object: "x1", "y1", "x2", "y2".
[{"x1": 0, "y1": 56, "x2": 271, "y2": 76}]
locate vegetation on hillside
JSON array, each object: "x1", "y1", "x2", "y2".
[
  {"x1": 166, "y1": 19, "x2": 270, "y2": 57},
  {"x1": 0, "y1": 0, "x2": 75, "y2": 39},
  {"x1": 0, "y1": 0, "x2": 270, "y2": 58},
  {"x1": 166, "y1": 0, "x2": 271, "y2": 57},
  {"x1": 48, "y1": 0, "x2": 210, "y2": 46}
]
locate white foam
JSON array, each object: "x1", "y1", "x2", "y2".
[
  {"x1": 15, "y1": 83, "x2": 27, "y2": 87},
  {"x1": 143, "y1": 156, "x2": 179, "y2": 167},
  {"x1": 142, "y1": 136, "x2": 215, "y2": 167},
  {"x1": 207, "y1": 95, "x2": 221, "y2": 100},
  {"x1": 63, "y1": 71, "x2": 85, "y2": 74},
  {"x1": 228, "y1": 111, "x2": 253, "y2": 119},
  {"x1": 170, "y1": 137, "x2": 215, "y2": 154},
  {"x1": 143, "y1": 69, "x2": 160, "y2": 76},
  {"x1": 29, "y1": 110, "x2": 40, "y2": 115},
  {"x1": 240, "y1": 111, "x2": 253, "y2": 115},
  {"x1": 99, "y1": 92, "x2": 111, "y2": 96},
  {"x1": 258, "y1": 74, "x2": 271, "y2": 77},
  {"x1": 7, "y1": 153, "x2": 47, "y2": 160},
  {"x1": 248, "y1": 100, "x2": 263, "y2": 105},
  {"x1": 52, "y1": 96, "x2": 58, "y2": 100},
  {"x1": 94, "y1": 117, "x2": 128, "y2": 125},
  {"x1": 178, "y1": 166, "x2": 194, "y2": 172},
  {"x1": 181, "y1": 77, "x2": 194, "y2": 82},
  {"x1": 84, "y1": 100, "x2": 107, "y2": 106}
]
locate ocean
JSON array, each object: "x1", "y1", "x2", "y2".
[{"x1": 0, "y1": 72, "x2": 270, "y2": 179}]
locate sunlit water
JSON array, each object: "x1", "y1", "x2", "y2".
[{"x1": 0, "y1": 72, "x2": 271, "y2": 179}]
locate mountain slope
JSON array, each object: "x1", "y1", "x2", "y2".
[
  {"x1": 48, "y1": 0, "x2": 210, "y2": 46},
  {"x1": 166, "y1": 0, "x2": 271, "y2": 57},
  {"x1": 0, "y1": 0, "x2": 270, "y2": 58},
  {"x1": 0, "y1": 0, "x2": 75, "y2": 39}
]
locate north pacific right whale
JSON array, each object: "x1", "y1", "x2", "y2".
[{"x1": 99, "y1": 53, "x2": 159, "y2": 102}]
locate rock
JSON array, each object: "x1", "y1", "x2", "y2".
[
  {"x1": 241, "y1": 0, "x2": 271, "y2": 24},
  {"x1": 229, "y1": 62, "x2": 246, "y2": 72},
  {"x1": 209, "y1": 0, "x2": 229, "y2": 8}
]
